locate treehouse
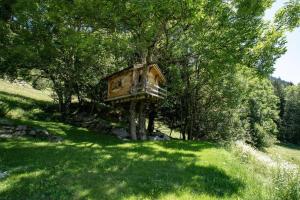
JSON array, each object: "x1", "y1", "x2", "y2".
[{"x1": 105, "y1": 64, "x2": 167, "y2": 103}]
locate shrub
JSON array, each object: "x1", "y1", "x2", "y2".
[
  {"x1": 0, "y1": 102, "x2": 9, "y2": 117},
  {"x1": 271, "y1": 168, "x2": 300, "y2": 200}
]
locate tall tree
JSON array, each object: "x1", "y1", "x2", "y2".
[{"x1": 282, "y1": 84, "x2": 300, "y2": 144}]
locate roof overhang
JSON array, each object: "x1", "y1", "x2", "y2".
[
  {"x1": 150, "y1": 64, "x2": 166, "y2": 84},
  {"x1": 103, "y1": 64, "x2": 166, "y2": 84}
]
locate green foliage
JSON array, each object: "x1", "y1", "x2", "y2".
[
  {"x1": 271, "y1": 168, "x2": 300, "y2": 200},
  {"x1": 281, "y1": 84, "x2": 300, "y2": 144},
  {"x1": 271, "y1": 77, "x2": 293, "y2": 118},
  {"x1": 162, "y1": 64, "x2": 280, "y2": 148},
  {"x1": 0, "y1": 0, "x2": 299, "y2": 146},
  {"x1": 275, "y1": 0, "x2": 300, "y2": 31},
  {"x1": 243, "y1": 70, "x2": 279, "y2": 147}
]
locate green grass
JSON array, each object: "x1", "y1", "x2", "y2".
[
  {"x1": 0, "y1": 79, "x2": 54, "y2": 120},
  {"x1": 0, "y1": 127, "x2": 268, "y2": 200},
  {"x1": 0, "y1": 80, "x2": 295, "y2": 200},
  {"x1": 0, "y1": 79, "x2": 52, "y2": 102},
  {"x1": 266, "y1": 143, "x2": 300, "y2": 167}
]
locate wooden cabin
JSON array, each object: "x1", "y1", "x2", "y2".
[{"x1": 105, "y1": 64, "x2": 166, "y2": 103}]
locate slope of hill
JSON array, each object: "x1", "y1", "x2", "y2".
[{"x1": 0, "y1": 80, "x2": 299, "y2": 200}]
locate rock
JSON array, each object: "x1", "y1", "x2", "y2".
[
  {"x1": 148, "y1": 131, "x2": 170, "y2": 141},
  {"x1": 0, "y1": 119, "x2": 13, "y2": 126},
  {"x1": 40, "y1": 130, "x2": 50, "y2": 136},
  {"x1": 148, "y1": 135, "x2": 164, "y2": 141},
  {"x1": 0, "y1": 128, "x2": 13, "y2": 134},
  {"x1": 51, "y1": 136, "x2": 63, "y2": 143},
  {"x1": 94, "y1": 121, "x2": 112, "y2": 132},
  {"x1": 28, "y1": 130, "x2": 37, "y2": 136},
  {"x1": 0, "y1": 134, "x2": 13, "y2": 139},
  {"x1": 33, "y1": 128, "x2": 47, "y2": 135},
  {"x1": 0, "y1": 171, "x2": 9, "y2": 179},
  {"x1": 117, "y1": 136, "x2": 130, "y2": 141},
  {"x1": 16, "y1": 125, "x2": 27, "y2": 131},
  {"x1": 112, "y1": 128, "x2": 129, "y2": 139},
  {"x1": 140, "y1": 135, "x2": 147, "y2": 140},
  {"x1": 161, "y1": 134, "x2": 170, "y2": 140},
  {"x1": 14, "y1": 130, "x2": 26, "y2": 136},
  {"x1": 0, "y1": 129, "x2": 6, "y2": 134},
  {"x1": 2, "y1": 126, "x2": 14, "y2": 130},
  {"x1": 0, "y1": 123, "x2": 62, "y2": 142}
]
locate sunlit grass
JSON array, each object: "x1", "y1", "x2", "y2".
[
  {"x1": 155, "y1": 121, "x2": 182, "y2": 139},
  {"x1": 266, "y1": 143, "x2": 300, "y2": 167},
  {"x1": 0, "y1": 79, "x2": 52, "y2": 102},
  {"x1": 0, "y1": 128, "x2": 269, "y2": 200}
]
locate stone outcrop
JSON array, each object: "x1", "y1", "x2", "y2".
[
  {"x1": 0, "y1": 122, "x2": 63, "y2": 142},
  {"x1": 148, "y1": 130, "x2": 170, "y2": 141},
  {"x1": 67, "y1": 112, "x2": 113, "y2": 133}
]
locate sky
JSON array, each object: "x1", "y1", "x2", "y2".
[{"x1": 265, "y1": 0, "x2": 300, "y2": 84}]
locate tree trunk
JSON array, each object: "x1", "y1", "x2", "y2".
[
  {"x1": 64, "y1": 82, "x2": 72, "y2": 115},
  {"x1": 138, "y1": 102, "x2": 146, "y2": 140},
  {"x1": 57, "y1": 92, "x2": 64, "y2": 113},
  {"x1": 180, "y1": 97, "x2": 186, "y2": 140},
  {"x1": 49, "y1": 75, "x2": 64, "y2": 113},
  {"x1": 129, "y1": 101, "x2": 137, "y2": 140},
  {"x1": 147, "y1": 106, "x2": 156, "y2": 134}
]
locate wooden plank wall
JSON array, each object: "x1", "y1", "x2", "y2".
[
  {"x1": 108, "y1": 70, "x2": 133, "y2": 99},
  {"x1": 107, "y1": 66, "x2": 161, "y2": 100}
]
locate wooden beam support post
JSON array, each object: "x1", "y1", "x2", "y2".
[
  {"x1": 138, "y1": 101, "x2": 147, "y2": 140},
  {"x1": 147, "y1": 103, "x2": 156, "y2": 135},
  {"x1": 129, "y1": 101, "x2": 137, "y2": 140}
]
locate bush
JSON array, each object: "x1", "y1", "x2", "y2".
[
  {"x1": 0, "y1": 102, "x2": 9, "y2": 117},
  {"x1": 271, "y1": 168, "x2": 300, "y2": 200},
  {"x1": 281, "y1": 85, "x2": 300, "y2": 144},
  {"x1": 32, "y1": 77, "x2": 52, "y2": 90}
]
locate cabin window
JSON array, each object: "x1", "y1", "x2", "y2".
[
  {"x1": 118, "y1": 79, "x2": 122, "y2": 87},
  {"x1": 111, "y1": 79, "x2": 122, "y2": 90}
]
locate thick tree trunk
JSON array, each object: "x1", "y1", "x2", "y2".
[
  {"x1": 49, "y1": 75, "x2": 64, "y2": 113},
  {"x1": 56, "y1": 92, "x2": 64, "y2": 113},
  {"x1": 180, "y1": 96, "x2": 186, "y2": 140},
  {"x1": 147, "y1": 107, "x2": 155, "y2": 134},
  {"x1": 182, "y1": 128, "x2": 186, "y2": 140},
  {"x1": 138, "y1": 102, "x2": 147, "y2": 140},
  {"x1": 64, "y1": 82, "x2": 72, "y2": 115},
  {"x1": 129, "y1": 101, "x2": 137, "y2": 140},
  {"x1": 187, "y1": 124, "x2": 192, "y2": 140}
]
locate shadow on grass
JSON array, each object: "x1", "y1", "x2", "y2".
[
  {"x1": 0, "y1": 91, "x2": 55, "y2": 120},
  {"x1": 0, "y1": 130, "x2": 245, "y2": 200}
]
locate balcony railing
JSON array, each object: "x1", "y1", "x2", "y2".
[{"x1": 132, "y1": 82, "x2": 167, "y2": 99}]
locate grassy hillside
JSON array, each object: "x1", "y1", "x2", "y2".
[
  {"x1": 0, "y1": 80, "x2": 299, "y2": 200},
  {"x1": 267, "y1": 143, "x2": 300, "y2": 167},
  {"x1": 0, "y1": 79, "x2": 52, "y2": 102}
]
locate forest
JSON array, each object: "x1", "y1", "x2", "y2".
[{"x1": 0, "y1": 1, "x2": 300, "y2": 199}]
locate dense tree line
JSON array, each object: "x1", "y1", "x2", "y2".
[
  {"x1": 0, "y1": 0, "x2": 299, "y2": 147},
  {"x1": 272, "y1": 78, "x2": 300, "y2": 145}
]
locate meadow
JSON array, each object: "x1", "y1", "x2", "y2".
[{"x1": 0, "y1": 80, "x2": 299, "y2": 200}]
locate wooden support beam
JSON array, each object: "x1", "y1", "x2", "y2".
[
  {"x1": 138, "y1": 102, "x2": 146, "y2": 140},
  {"x1": 129, "y1": 101, "x2": 137, "y2": 140}
]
